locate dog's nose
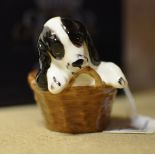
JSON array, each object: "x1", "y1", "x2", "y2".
[{"x1": 72, "y1": 59, "x2": 84, "y2": 68}]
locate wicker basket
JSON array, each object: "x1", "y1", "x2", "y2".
[{"x1": 28, "y1": 67, "x2": 117, "y2": 134}]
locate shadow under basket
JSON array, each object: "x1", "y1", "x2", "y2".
[{"x1": 28, "y1": 67, "x2": 117, "y2": 134}]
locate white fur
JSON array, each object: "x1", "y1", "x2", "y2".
[
  {"x1": 46, "y1": 63, "x2": 70, "y2": 94},
  {"x1": 43, "y1": 17, "x2": 128, "y2": 94},
  {"x1": 93, "y1": 62, "x2": 128, "y2": 88}
]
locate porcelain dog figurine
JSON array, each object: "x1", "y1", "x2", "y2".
[{"x1": 36, "y1": 16, "x2": 127, "y2": 94}]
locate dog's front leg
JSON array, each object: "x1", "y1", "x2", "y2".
[
  {"x1": 46, "y1": 64, "x2": 70, "y2": 94},
  {"x1": 93, "y1": 61, "x2": 128, "y2": 88}
]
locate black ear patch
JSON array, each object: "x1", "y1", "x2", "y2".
[
  {"x1": 84, "y1": 29, "x2": 101, "y2": 66},
  {"x1": 36, "y1": 26, "x2": 65, "y2": 90},
  {"x1": 61, "y1": 18, "x2": 85, "y2": 47},
  {"x1": 61, "y1": 18, "x2": 100, "y2": 66},
  {"x1": 36, "y1": 27, "x2": 52, "y2": 90},
  {"x1": 36, "y1": 27, "x2": 51, "y2": 90}
]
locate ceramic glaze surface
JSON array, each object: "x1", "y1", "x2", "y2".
[{"x1": 36, "y1": 16, "x2": 127, "y2": 94}]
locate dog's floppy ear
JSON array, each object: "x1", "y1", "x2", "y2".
[
  {"x1": 84, "y1": 28, "x2": 101, "y2": 66},
  {"x1": 73, "y1": 20, "x2": 101, "y2": 66},
  {"x1": 61, "y1": 18, "x2": 100, "y2": 66},
  {"x1": 36, "y1": 27, "x2": 51, "y2": 90}
]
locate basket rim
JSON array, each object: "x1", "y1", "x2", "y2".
[
  {"x1": 67, "y1": 66, "x2": 104, "y2": 88},
  {"x1": 27, "y1": 67, "x2": 116, "y2": 95},
  {"x1": 28, "y1": 72, "x2": 116, "y2": 96}
]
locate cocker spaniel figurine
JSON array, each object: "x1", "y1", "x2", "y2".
[{"x1": 36, "y1": 16, "x2": 128, "y2": 94}]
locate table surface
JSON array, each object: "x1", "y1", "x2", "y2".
[{"x1": 0, "y1": 89, "x2": 155, "y2": 153}]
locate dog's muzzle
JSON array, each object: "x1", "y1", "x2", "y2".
[{"x1": 72, "y1": 59, "x2": 84, "y2": 68}]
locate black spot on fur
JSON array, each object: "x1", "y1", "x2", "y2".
[
  {"x1": 53, "y1": 76, "x2": 56, "y2": 82},
  {"x1": 53, "y1": 76, "x2": 61, "y2": 87},
  {"x1": 118, "y1": 77, "x2": 124, "y2": 85}
]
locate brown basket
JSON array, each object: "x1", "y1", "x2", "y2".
[{"x1": 28, "y1": 67, "x2": 117, "y2": 134}]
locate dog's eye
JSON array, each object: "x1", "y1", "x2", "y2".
[
  {"x1": 43, "y1": 32, "x2": 65, "y2": 60},
  {"x1": 47, "y1": 34, "x2": 65, "y2": 60},
  {"x1": 61, "y1": 19, "x2": 85, "y2": 47},
  {"x1": 51, "y1": 48, "x2": 64, "y2": 60},
  {"x1": 72, "y1": 32, "x2": 84, "y2": 47}
]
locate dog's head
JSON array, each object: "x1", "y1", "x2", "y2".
[{"x1": 36, "y1": 16, "x2": 100, "y2": 90}]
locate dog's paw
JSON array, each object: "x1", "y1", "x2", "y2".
[
  {"x1": 95, "y1": 62, "x2": 128, "y2": 88},
  {"x1": 118, "y1": 77, "x2": 127, "y2": 87},
  {"x1": 46, "y1": 66, "x2": 69, "y2": 94}
]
